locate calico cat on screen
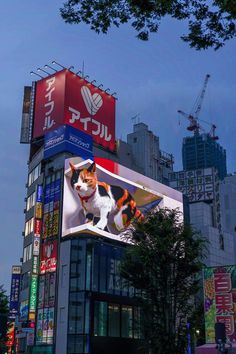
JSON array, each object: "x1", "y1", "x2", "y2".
[{"x1": 69, "y1": 162, "x2": 143, "y2": 231}]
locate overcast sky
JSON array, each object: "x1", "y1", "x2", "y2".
[{"x1": 0, "y1": 1, "x2": 235, "y2": 293}]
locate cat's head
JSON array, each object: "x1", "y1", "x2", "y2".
[{"x1": 69, "y1": 162, "x2": 97, "y2": 196}]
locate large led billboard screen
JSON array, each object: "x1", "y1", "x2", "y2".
[
  {"x1": 62, "y1": 157, "x2": 183, "y2": 241},
  {"x1": 33, "y1": 69, "x2": 116, "y2": 151},
  {"x1": 204, "y1": 265, "x2": 236, "y2": 343}
]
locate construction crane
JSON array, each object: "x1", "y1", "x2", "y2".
[{"x1": 177, "y1": 74, "x2": 219, "y2": 140}]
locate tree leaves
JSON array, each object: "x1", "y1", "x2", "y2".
[
  {"x1": 120, "y1": 208, "x2": 208, "y2": 354},
  {"x1": 60, "y1": 0, "x2": 236, "y2": 49}
]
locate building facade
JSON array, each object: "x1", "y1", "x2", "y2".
[
  {"x1": 16, "y1": 68, "x2": 183, "y2": 354},
  {"x1": 182, "y1": 133, "x2": 227, "y2": 180},
  {"x1": 127, "y1": 122, "x2": 174, "y2": 185},
  {"x1": 169, "y1": 166, "x2": 235, "y2": 267}
]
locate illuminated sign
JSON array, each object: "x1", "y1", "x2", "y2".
[
  {"x1": 35, "y1": 202, "x2": 43, "y2": 219},
  {"x1": 33, "y1": 70, "x2": 116, "y2": 151},
  {"x1": 34, "y1": 219, "x2": 42, "y2": 236},
  {"x1": 9, "y1": 267, "x2": 21, "y2": 320},
  {"x1": 32, "y1": 256, "x2": 39, "y2": 275},
  {"x1": 29, "y1": 275, "x2": 38, "y2": 312},
  {"x1": 62, "y1": 157, "x2": 183, "y2": 241},
  {"x1": 33, "y1": 236, "x2": 40, "y2": 256},
  {"x1": 36, "y1": 185, "x2": 43, "y2": 202},
  {"x1": 36, "y1": 307, "x2": 54, "y2": 345},
  {"x1": 204, "y1": 265, "x2": 236, "y2": 343},
  {"x1": 40, "y1": 240, "x2": 58, "y2": 274},
  {"x1": 42, "y1": 177, "x2": 61, "y2": 239},
  {"x1": 44, "y1": 125, "x2": 93, "y2": 160}
]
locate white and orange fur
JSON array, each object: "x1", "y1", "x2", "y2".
[{"x1": 69, "y1": 162, "x2": 143, "y2": 231}]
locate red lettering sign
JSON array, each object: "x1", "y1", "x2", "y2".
[
  {"x1": 33, "y1": 70, "x2": 116, "y2": 151},
  {"x1": 214, "y1": 272, "x2": 231, "y2": 293},
  {"x1": 215, "y1": 293, "x2": 233, "y2": 314},
  {"x1": 40, "y1": 240, "x2": 57, "y2": 274},
  {"x1": 34, "y1": 219, "x2": 42, "y2": 236}
]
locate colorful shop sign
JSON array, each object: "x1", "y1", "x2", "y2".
[
  {"x1": 29, "y1": 275, "x2": 38, "y2": 313},
  {"x1": 204, "y1": 265, "x2": 236, "y2": 343}
]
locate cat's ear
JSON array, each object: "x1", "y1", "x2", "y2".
[
  {"x1": 88, "y1": 162, "x2": 96, "y2": 173},
  {"x1": 69, "y1": 162, "x2": 76, "y2": 173}
]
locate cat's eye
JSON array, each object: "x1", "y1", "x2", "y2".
[{"x1": 84, "y1": 179, "x2": 89, "y2": 182}]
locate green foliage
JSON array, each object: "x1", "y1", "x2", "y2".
[
  {"x1": 60, "y1": 0, "x2": 236, "y2": 50},
  {"x1": 120, "y1": 208, "x2": 208, "y2": 354},
  {"x1": 0, "y1": 286, "x2": 8, "y2": 353},
  {"x1": 0, "y1": 286, "x2": 8, "y2": 314}
]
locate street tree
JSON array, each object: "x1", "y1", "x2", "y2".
[
  {"x1": 60, "y1": 0, "x2": 236, "y2": 50},
  {"x1": 120, "y1": 208, "x2": 208, "y2": 354}
]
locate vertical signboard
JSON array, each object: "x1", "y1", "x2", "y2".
[
  {"x1": 33, "y1": 71, "x2": 66, "y2": 138},
  {"x1": 40, "y1": 240, "x2": 58, "y2": 274},
  {"x1": 42, "y1": 176, "x2": 61, "y2": 239},
  {"x1": 20, "y1": 86, "x2": 32, "y2": 143},
  {"x1": 29, "y1": 275, "x2": 38, "y2": 313},
  {"x1": 204, "y1": 265, "x2": 236, "y2": 343},
  {"x1": 9, "y1": 266, "x2": 21, "y2": 320}
]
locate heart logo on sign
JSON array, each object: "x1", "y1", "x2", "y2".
[{"x1": 81, "y1": 86, "x2": 103, "y2": 116}]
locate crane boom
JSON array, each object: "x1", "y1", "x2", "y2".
[{"x1": 194, "y1": 74, "x2": 210, "y2": 118}]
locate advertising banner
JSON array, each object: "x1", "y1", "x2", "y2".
[
  {"x1": 204, "y1": 265, "x2": 236, "y2": 343},
  {"x1": 38, "y1": 275, "x2": 45, "y2": 309},
  {"x1": 36, "y1": 308, "x2": 54, "y2": 345},
  {"x1": 6, "y1": 322, "x2": 15, "y2": 347},
  {"x1": 33, "y1": 236, "x2": 40, "y2": 256},
  {"x1": 20, "y1": 301, "x2": 29, "y2": 320},
  {"x1": 36, "y1": 185, "x2": 43, "y2": 202},
  {"x1": 42, "y1": 177, "x2": 61, "y2": 239},
  {"x1": 29, "y1": 275, "x2": 38, "y2": 313},
  {"x1": 20, "y1": 86, "x2": 32, "y2": 144},
  {"x1": 34, "y1": 219, "x2": 42, "y2": 236},
  {"x1": 44, "y1": 125, "x2": 93, "y2": 160},
  {"x1": 36, "y1": 309, "x2": 43, "y2": 344},
  {"x1": 33, "y1": 70, "x2": 116, "y2": 151},
  {"x1": 9, "y1": 266, "x2": 21, "y2": 320},
  {"x1": 40, "y1": 240, "x2": 58, "y2": 274},
  {"x1": 33, "y1": 71, "x2": 66, "y2": 138},
  {"x1": 62, "y1": 157, "x2": 183, "y2": 241}
]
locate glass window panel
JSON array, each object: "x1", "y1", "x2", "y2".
[
  {"x1": 94, "y1": 301, "x2": 107, "y2": 337},
  {"x1": 92, "y1": 244, "x2": 99, "y2": 292},
  {"x1": 121, "y1": 306, "x2": 133, "y2": 338},
  {"x1": 108, "y1": 304, "x2": 120, "y2": 337},
  {"x1": 99, "y1": 249, "x2": 107, "y2": 293}
]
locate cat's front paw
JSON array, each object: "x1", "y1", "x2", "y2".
[{"x1": 95, "y1": 220, "x2": 107, "y2": 230}]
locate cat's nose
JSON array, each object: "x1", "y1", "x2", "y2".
[{"x1": 76, "y1": 185, "x2": 81, "y2": 191}]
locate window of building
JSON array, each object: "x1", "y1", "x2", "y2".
[
  {"x1": 94, "y1": 301, "x2": 107, "y2": 337},
  {"x1": 108, "y1": 304, "x2": 120, "y2": 337},
  {"x1": 25, "y1": 217, "x2": 34, "y2": 236},
  {"x1": 28, "y1": 163, "x2": 41, "y2": 187},
  {"x1": 93, "y1": 301, "x2": 142, "y2": 339},
  {"x1": 121, "y1": 305, "x2": 133, "y2": 338},
  {"x1": 23, "y1": 244, "x2": 32, "y2": 263},
  {"x1": 26, "y1": 191, "x2": 36, "y2": 211},
  {"x1": 68, "y1": 292, "x2": 85, "y2": 334}
]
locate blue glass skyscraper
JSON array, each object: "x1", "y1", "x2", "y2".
[{"x1": 182, "y1": 133, "x2": 227, "y2": 180}]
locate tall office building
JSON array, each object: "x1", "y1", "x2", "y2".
[
  {"x1": 169, "y1": 167, "x2": 235, "y2": 266},
  {"x1": 182, "y1": 133, "x2": 227, "y2": 180},
  {"x1": 127, "y1": 123, "x2": 174, "y2": 185},
  {"x1": 16, "y1": 68, "x2": 183, "y2": 354}
]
